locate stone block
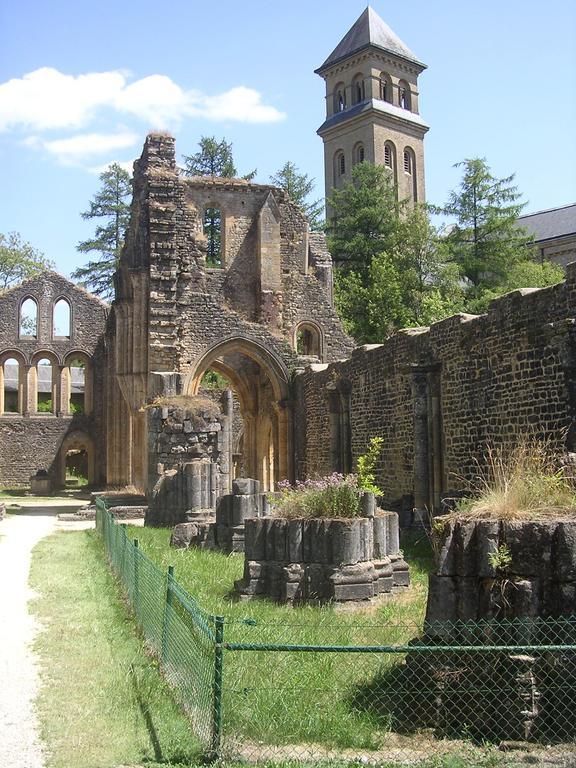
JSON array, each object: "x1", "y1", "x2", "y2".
[
  {"x1": 216, "y1": 494, "x2": 232, "y2": 526},
  {"x1": 385, "y1": 511, "x2": 400, "y2": 555},
  {"x1": 288, "y1": 519, "x2": 303, "y2": 562},
  {"x1": 264, "y1": 517, "x2": 276, "y2": 562},
  {"x1": 372, "y1": 515, "x2": 386, "y2": 558},
  {"x1": 554, "y1": 522, "x2": 576, "y2": 581},
  {"x1": 272, "y1": 518, "x2": 288, "y2": 562},
  {"x1": 330, "y1": 561, "x2": 375, "y2": 585},
  {"x1": 425, "y1": 575, "x2": 457, "y2": 629},
  {"x1": 361, "y1": 492, "x2": 376, "y2": 518},
  {"x1": 454, "y1": 520, "x2": 477, "y2": 576},
  {"x1": 231, "y1": 493, "x2": 257, "y2": 525},
  {"x1": 434, "y1": 518, "x2": 456, "y2": 576},
  {"x1": 331, "y1": 519, "x2": 361, "y2": 565},
  {"x1": 504, "y1": 521, "x2": 556, "y2": 578},
  {"x1": 476, "y1": 520, "x2": 501, "y2": 577},
  {"x1": 456, "y1": 576, "x2": 479, "y2": 621},
  {"x1": 305, "y1": 563, "x2": 325, "y2": 601},
  {"x1": 332, "y1": 582, "x2": 375, "y2": 601},
  {"x1": 245, "y1": 518, "x2": 266, "y2": 561},
  {"x1": 233, "y1": 478, "x2": 260, "y2": 496}
]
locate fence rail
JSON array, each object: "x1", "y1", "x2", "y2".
[{"x1": 96, "y1": 499, "x2": 576, "y2": 765}]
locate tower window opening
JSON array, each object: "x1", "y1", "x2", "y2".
[
  {"x1": 353, "y1": 143, "x2": 365, "y2": 165},
  {"x1": 398, "y1": 80, "x2": 411, "y2": 110},
  {"x1": 339, "y1": 153, "x2": 345, "y2": 176},
  {"x1": 334, "y1": 83, "x2": 346, "y2": 113},
  {"x1": 385, "y1": 145, "x2": 392, "y2": 167},
  {"x1": 379, "y1": 73, "x2": 392, "y2": 103},
  {"x1": 352, "y1": 75, "x2": 365, "y2": 105},
  {"x1": 204, "y1": 206, "x2": 222, "y2": 268},
  {"x1": 404, "y1": 149, "x2": 413, "y2": 174}
]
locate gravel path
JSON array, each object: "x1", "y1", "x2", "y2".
[{"x1": 0, "y1": 503, "x2": 92, "y2": 768}]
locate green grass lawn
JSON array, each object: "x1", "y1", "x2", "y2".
[
  {"x1": 117, "y1": 525, "x2": 442, "y2": 754},
  {"x1": 30, "y1": 529, "x2": 203, "y2": 768},
  {"x1": 28, "y1": 521, "x2": 510, "y2": 767}
]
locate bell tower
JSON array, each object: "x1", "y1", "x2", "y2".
[{"x1": 316, "y1": 6, "x2": 429, "y2": 207}]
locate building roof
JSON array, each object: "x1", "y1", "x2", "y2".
[
  {"x1": 317, "y1": 97, "x2": 429, "y2": 135},
  {"x1": 316, "y1": 6, "x2": 425, "y2": 73},
  {"x1": 518, "y1": 203, "x2": 576, "y2": 243}
]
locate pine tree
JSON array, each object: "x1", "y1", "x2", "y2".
[
  {"x1": 269, "y1": 161, "x2": 324, "y2": 231},
  {"x1": 72, "y1": 163, "x2": 132, "y2": 299},
  {"x1": 434, "y1": 158, "x2": 562, "y2": 307},
  {"x1": 182, "y1": 136, "x2": 256, "y2": 180}
]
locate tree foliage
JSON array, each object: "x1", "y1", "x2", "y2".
[
  {"x1": 72, "y1": 163, "x2": 132, "y2": 300},
  {"x1": 0, "y1": 232, "x2": 54, "y2": 290},
  {"x1": 182, "y1": 136, "x2": 256, "y2": 180},
  {"x1": 328, "y1": 163, "x2": 460, "y2": 342},
  {"x1": 269, "y1": 161, "x2": 324, "y2": 231},
  {"x1": 434, "y1": 158, "x2": 562, "y2": 310}
]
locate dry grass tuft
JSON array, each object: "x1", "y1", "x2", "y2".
[
  {"x1": 147, "y1": 394, "x2": 221, "y2": 418},
  {"x1": 454, "y1": 440, "x2": 576, "y2": 521}
]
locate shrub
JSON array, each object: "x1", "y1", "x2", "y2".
[
  {"x1": 273, "y1": 474, "x2": 361, "y2": 518},
  {"x1": 357, "y1": 436, "x2": 383, "y2": 495},
  {"x1": 455, "y1": 440, "x2": 576, "y2": 520}
]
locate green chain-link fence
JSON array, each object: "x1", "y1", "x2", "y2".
[{"x1": 96, "y1": 499, "x2": 576, "y2": 765}]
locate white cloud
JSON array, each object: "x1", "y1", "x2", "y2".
[
  {"x1": 87, "y1": 159, "x2": 134, "y2": 176},
  {"x1": 0, "y1": 67, "x2": 285, "y2": 133},
  {"x1": 0, "y1": 68, "x2": 126, "y2": 131},
  {"x1": 24, "y1": 131, "x2": 139, "y2": 165}
]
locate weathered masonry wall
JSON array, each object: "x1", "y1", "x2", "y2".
[
  {"x1": 0, "y1": 272, "x2": 108, "y2": 487},
  {"x1": 295, "y1": 266, "x2": 576, "y2": 518}
]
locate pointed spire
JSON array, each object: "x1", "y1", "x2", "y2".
[{"x1": 316, "y1": 6, "x2": 424, "y2": 73}]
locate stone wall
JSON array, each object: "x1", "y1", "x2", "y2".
[
  {"x1": 295, "y1": 270, "x2": 576, "y2": 517},
  {"x1": 0, "y1": 272, "x2": 108, "y2": 487}
]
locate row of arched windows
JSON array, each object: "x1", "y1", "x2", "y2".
[
  {"x1": 332, "y1": 73, "x2": 413, "y2": 114},
  {"x1": 333, "y1": 142, "x2": 418, "y2": 200},
  {"x1": 18, "y1": 297, "x2": 71, "y2": 340},
  {"x1": 0, "y1": 353, "x2": 92, "y2": 416}
]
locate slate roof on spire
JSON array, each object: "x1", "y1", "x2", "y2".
[{"x1": 316, "y1": 7, "x2": 425, "y2": 73}]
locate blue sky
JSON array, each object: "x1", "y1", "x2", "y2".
[{"x1": 1, "y1": 0, "x2": 575, "y2": 277}]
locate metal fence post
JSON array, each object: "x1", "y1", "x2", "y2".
[
  {"x1": 161, "y1": 565, "x2": 174, "y2": 664},
  {"x1": 133, "y1": 539, "x2": 139, "y2": 621},
  {"x1": 210, "y1": 615, "x2": 225, "y2": 760}
]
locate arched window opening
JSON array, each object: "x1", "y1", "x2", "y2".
[
  {"x1": 53, "y1": 298, "x2": 71, "y2": 338},
  {"x1": 334, "y1": 151, "x2": 346, "y2": 185},
  {"x1": 404, "y1": 148, "x2": 414, "y2": 175},
  {"x1": 296, "y1": 324, "x2": 321, "y2": 358},
  {"x1": 36, "y1": 358, "x2": 54, "y2": 414},
  {"x1": 68, "y1": 358, "x2": 86, "y2": 414},
  {"x1": 399, "y1": 80, "x2": 411, "y2": 110},
  {"x1": 204, "y1": 206, "x2": 222, "y2": 268},
  {"x1": 352, "y1": 75, "x2": 365, "y2": 105},
  {"x1": 353, "y1": 143, "x2": 365, "y2": 165},
  {"x1": 384, "y1": 145, "x2": 392, "y2": 168},
  {"x1": 379, "y1": 74, "x2": 392, "y2": 102},
  {"x1": 334, "y1": 83, "x2": 346, "y2": 113},
  {"x1": 65, "y1": 448, "x2": 89, "y2": 487},
  {"x1": 20, "y1": 298, "x2": 38, "y2": 338},
  {"x1": 2, "y1": 358, "x2": 20, "y2": 413}
]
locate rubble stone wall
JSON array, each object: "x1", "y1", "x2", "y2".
[{"x1": 295, "y1": 271, "x2": 576, "y2": 514}]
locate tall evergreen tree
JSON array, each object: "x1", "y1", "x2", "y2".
[
  {"x1": 269, "y1": 161, "x2": 324, "y2": 231},
  {"x1": 182, "y1": 136, "x2": 256, "y2": 180},
  {"x1": 72, "y1": 163, "x2": 132, "y2": 299},
  {"x1": 434, "y1": 158, "x2": 562, "y2": 310},
  {"x1": 0, "y1": 232, "x2": 53, "y2": 290}
]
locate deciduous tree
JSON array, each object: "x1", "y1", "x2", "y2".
[{"x1": 0, "y1": 232, "x2": 53, "y2": 290}]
